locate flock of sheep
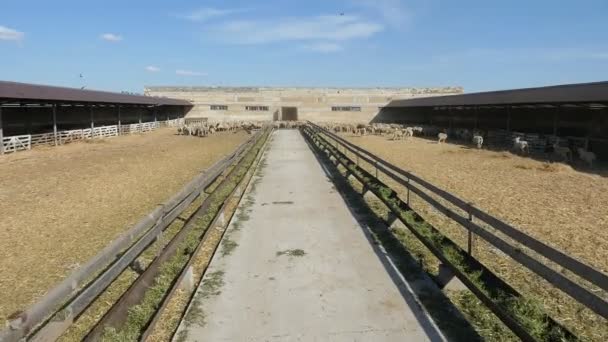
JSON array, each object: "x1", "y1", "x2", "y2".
[
  {"x1": 176, "y1": 121, "x2": 264, "y2": 137},
  {"x1": 509, "y1": 136, "x2": 596, "y2": 166},
  {"x1": 175, "y1": 120, "x2": 598, "y2": 167},
  {"x1": 322, "y1": 123, "x2": 485, "y2": 148},
  {"x1": 322, "y1": 122, "x2": 598, "y2": 167}
]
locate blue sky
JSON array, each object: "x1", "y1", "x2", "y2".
[{"x1": 1, "y1": 0, "x2": 607, "y2": 93}]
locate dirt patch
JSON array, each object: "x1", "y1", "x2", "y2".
[
  {"x1": 272, "y1": 201, "x2": 294, "y2": 205},
  {"x1": 276, "y1": 249, "x2": 307, "y2": 257},
  {"x1": 220, "y1": 238, "x2": 239, "y2": 257},
  {"x1": 0, "y1": 129, "x2": 249, "y2": 324}
]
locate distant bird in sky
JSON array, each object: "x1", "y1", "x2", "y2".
[
  {"x1": 340, "y1": 12, "x2": 344, "y2": 16},
  {"x1": 79, "y1": 73, "x2": 83, "y2": 78}
]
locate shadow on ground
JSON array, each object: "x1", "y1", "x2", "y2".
[{"x1": 301, "y1": 129, "x2": 482, "y2": 342}]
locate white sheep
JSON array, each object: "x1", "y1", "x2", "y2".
[
  {"x1": 472, "y1": 135, "x2": 484, "y2": 149},
  {"x1": 552, "y1": 142, "x2": 572, "y2": 162},
  {"x1": 404, "y1": 127, "x2": 414, "y2": 139},
  {"x1": 577, "y1": 148, "x2": 596, "y2": 167},
  {"x1": 391, "y1": 129, "x2": 404, "y2": 141},
  {"x1": 513, "y1": 137, "x2": 529, "y2": 154},
  {"x1": 438, "y1": 132, "x2": 448, "y2": 144}
]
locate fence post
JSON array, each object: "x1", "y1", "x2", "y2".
[
  {"x1": 0, "y1": 106, "x2": 4, "y2": 155},
  {"x1": 467, "y1": 205, "x2": 474, "y2": 255},
  {"x1": 406, "y1": 178, "x2": 411, "y2": 205},
  {"x1": 375, "y1": 161, "x2": 378, "y2": 178}
]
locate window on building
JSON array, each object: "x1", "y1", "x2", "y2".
[
  {"x1": 331, "y1": 106, "x2": 362, "y2": 112},
  {"x1": 210, "y1": 105, "x2": 228, "y2": 110},
  {"x1": 245, "y1": 106, "x2": 269, "y2": 111}
]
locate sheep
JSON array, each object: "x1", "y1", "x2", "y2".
[
  {"x1": 472, "y1": 135, "x2": 484, "y2": 149},
  {"x1": 552, "y1": 142, "x2": 572, "y2": 162},
  {"x1": 404, "y1": 127, "x2": 414, "y2": 139},
  {"x1": 438, "y1": 132, "x2": 448, "y2": 144},
  {"x1": 513, "y1": 137, "x2": 529, "y2": 154},
  {"x1": 577, "y1": 148, "x2": 596, "y2": 167},
  {"x1": 391, "y1": 129, "x2": 405, "y2": 141}
]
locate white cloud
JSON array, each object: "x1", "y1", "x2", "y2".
[
  {"x1": 145, "y1": 66, "x2": 160, "y2": 72},
  {"x1": 0, "y1": 25, "x2": 24, "y2": 41},
  {"x1": 178, "y1": 7, "x2": 244, "y2": 22},
  {"x1": 100, "y1": 33, "x2": 123, "y2": 42},
  {"x1": 176, "y1": 69, "x2": 207, "y2": 76},
  {"x1": 213, "y1": 15, "x2": 383, "y2": 44},
  {"x1": 353, "y1": 0, "x2": 411, "y2": 29},
  {"x1": 303, "y1": 42, "x2": 343, "y2": 53}
]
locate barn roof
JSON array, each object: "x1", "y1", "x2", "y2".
[
  {"x1": 0, "y1": 80, "x2": 191, "y2": 106},
  {"x1": 387, "y1": 81, "x2": 608, "y2": 108}
]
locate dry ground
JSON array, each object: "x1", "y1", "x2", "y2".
[
  {"x1": 343, "y1": 134, "x2": 608, "y2": 340},
  {"x1": 344, "y1": 134, "x2": 608, "y2": 274},
  {"x1": 0, "y1": 129, "x2": 249, "y2": 324}
]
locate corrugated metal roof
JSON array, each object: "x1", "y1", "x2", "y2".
[
  {"x1": 387, "y1": 81, "x2": 608, "y2": 108},
  {"x1": 0, "y1": 81, "x2": 192, "y2": 106}
]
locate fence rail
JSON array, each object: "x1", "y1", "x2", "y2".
[
  {"x1": 1, "y1": 135, "x2": 31, "y2": 153},
  {"x1": 0, "y1": 130, "x2": 263, "y2": 342},
  {"x1": 307, "y1": 122, "x2": 608, "y2": 319},
  {"x1": 1, "y1": 119, "x2": 181, "y2": 154}
]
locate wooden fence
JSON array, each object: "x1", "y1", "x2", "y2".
[
  {"x1": 306, "y1": 122, "x2": 608, "y2": 340},
  {"x1": 0, "y1": 130, "x2": 265, "y2": 342}
]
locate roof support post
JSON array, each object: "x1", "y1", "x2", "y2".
[
  {"x1": 90, "y1": 106, "x2": 94, "y2": 131},
  {"x1": 474, "y1": 106, "x2": 479, "y2": 130},
  {"x1": 553, "y1": 106, "x2": 559, "y2": 137},
  {"x1": 138, "y1": 110, "x2": 142, "y2": 125},
  {"x1": 0, "y1": 106, "x2": 4, "y2": 155},
  {"x1": 448, "y1": 107, "x2": 453, "y2": 130},
  {"x1": 52, "y1": 104, "x2": 58, "y2": 146},
  {"x1": 117, "y1": 105, "x2": 122, "y2": 136},
  {"x1": 26, "y1": 108, "x2": 32, "y2": 134},
  {"x1": 585, "y1": 111, "x2": 593, "y2": 150},
  {"x1": 154, "y1": 107, "x2": 157, "y2": 123},
  {"x1": 506, "y1": 106, "x2": 511, "y2": 132}
]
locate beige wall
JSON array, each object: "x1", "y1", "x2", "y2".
[{"x1": 144, "y1": 86, "x2": 463, "y2": 123}]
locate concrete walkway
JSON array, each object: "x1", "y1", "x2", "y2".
[{"x1": 175, "y1": 130, "x2": 443, "y2": 342}]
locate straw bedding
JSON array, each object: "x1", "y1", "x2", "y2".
[
  {"x1": 344, "y1": 134, "x2": 608, "y2": 340},
  {"x1": 0, "y1": 129, "x2": 249, "y2": 325}
]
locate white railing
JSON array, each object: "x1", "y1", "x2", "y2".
[
  {"x1": 2, "y1": 119, "x2": 176, "y2": 154},
  {"x1": 2, "y1": 135, "x2": 32, "y2": 153},
  {"x1": 164, "y1": 118, "x2": 184, "y2": 127}
]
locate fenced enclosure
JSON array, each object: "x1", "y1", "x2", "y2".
[
  {"x1": 0, "y1": 118, "x2": 184, "y2": 154},
  {"x1": 0, "y1": 128, "x2": 266, "y2": 342},
  {"x1": 304, "y1": 122, "x2": 608, "y2": 341},
  {"x1": 1, "y1": 135, "x2": 31, "y2": 153}
]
